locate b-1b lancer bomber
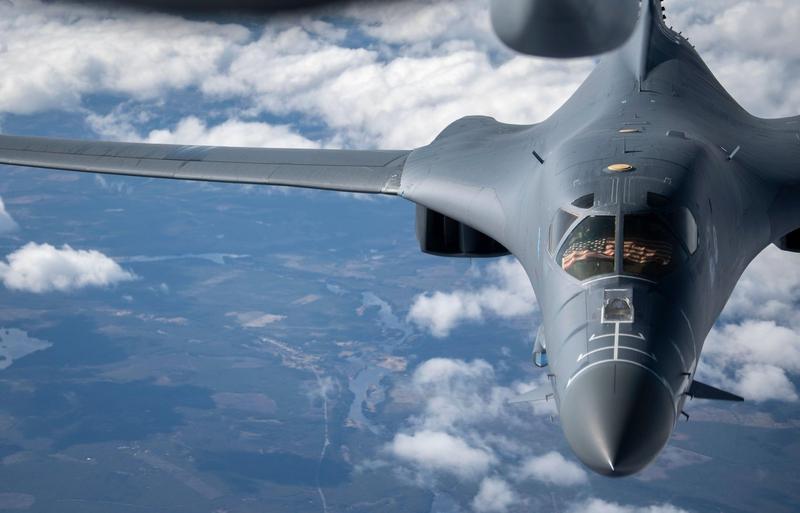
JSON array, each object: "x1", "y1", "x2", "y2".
[{"x1": 1, "y1": 0, "x2": 798, "y2": 476}]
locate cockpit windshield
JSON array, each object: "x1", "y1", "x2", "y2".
[
  {"x1": 558, "y1": 216, "x2": 616, "y2": 280},
  {"x1": 555, "y1": 211, "x2": 692, "y2": 281},
  {"x1": 622, "y1": 213, "x2": 687, "y2": 278}
]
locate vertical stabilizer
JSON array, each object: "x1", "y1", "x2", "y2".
[{"x1": 622, "y1": 0, "x2": 697, "y2": 84}]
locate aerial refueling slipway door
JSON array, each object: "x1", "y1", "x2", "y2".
[{"x1": 415, "y1": 205, "x2": 510, "y2": 257}]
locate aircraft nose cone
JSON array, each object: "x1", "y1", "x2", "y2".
[{"x1": 560, "y1": 362, "x2": 675, "y2": 477}]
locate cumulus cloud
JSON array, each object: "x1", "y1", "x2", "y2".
[
  {"x1": 668, "y1": 0, "x2": 800, "y2": 117},
  {"x1": 516, "y1": 451, "x2": 587, "y2": 486},
  {"x1": 226, "y1": 311, "x2": 286, "y2": 328},
  {"x1": 0, "y1": 0, "x2": 250, "y2": 114},
  {"x1": 704, "y1": 320, "x2": 800, "y2": 373},
  {"x1": 343, "y1": 0, "x2": 491, "y2": 47},
  {"x1": 407, "y1": 258, "x2": 536, "y2": 338},
  {"x1": 471, "y1": 477, "x2": 517, "y2": 513},
  {"x1": 410, "y1": 358, "x2": 515, "y2": 431},
  {"x1": 390, "y1": 430, "x2": 495, "y2": 479},
  {"x1": 143, "y1": 117, "x2": 321, "y2": 148},
  {"x1": 0, "y1": 242, "x2": 135, "y2": 293},
  {"x1": 387, "y1": 357, "x2": 556, "y2": 504},
  {"x1": 0, "y1": 197, "x2": 18, "y2": 234},
  {"x1": 721, "y1": 245, "x2": 800, "y2": 326},
  {"x1": 208, "y1": 31, "x2": 589, "y2": 148},
  {"x1": 89, "y1": 112, "x2": 322, "y2": 149},
  {"x1": 698, "y1": 246, "x2": 800, "y2": 402},
  {"x1": 567, "y1": 499, "x2": 692, "y2": 513},
  {"x1": 0, "y1": 0, "x2": 591, "y2": 149},
  {"x1": 733, "y1": 364, "x2": 799, "y2": 402}
]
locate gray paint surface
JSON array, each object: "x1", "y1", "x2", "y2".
[
  {"x1": 0, "y1": 135, "x2": 409, "y2": 194},
  {"x1": 1, "y1": 0, "x2": 797, "y2": 477}
]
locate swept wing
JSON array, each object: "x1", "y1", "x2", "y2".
[{"x1": 0, "y1": 134, "x2": 410, "y2": 195}]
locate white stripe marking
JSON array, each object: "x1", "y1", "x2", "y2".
[
  {"x1": 578, "y1": 345, "x2": 656, "y2": 362},
  {"x1": 566, "y1": 358, "x2": 676, "y2": 405}
]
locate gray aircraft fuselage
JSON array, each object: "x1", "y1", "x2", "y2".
[{"x1": 398, "y1": 0, "x2": 800, "y2": 476}]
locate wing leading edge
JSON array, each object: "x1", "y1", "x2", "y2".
[{"x1": 0, "y1": 134, "x2": 410, "y2": 194}]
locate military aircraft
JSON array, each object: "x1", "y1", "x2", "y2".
[{"x1": 1, "y1": 0, "x2": 797, "y2": 477}]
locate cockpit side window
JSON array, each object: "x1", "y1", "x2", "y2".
[
  {"x1": 549, "y1": 209, "x2": 578, "y2": 254},
  {"x1": 558, "y1": 216, "x2": 616, "y2": 280},
  {"x1": 622, "y1": 213, "x2": 687, "y2": 278},
  {"x1": 646, "y1": 193, "x2": 699, "y2": 255},
  {"x1": 675, "y1": 207, "x2": 698, "y2": 254}
]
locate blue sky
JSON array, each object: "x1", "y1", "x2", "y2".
[{"x1": 0, "y1": 1, "x2": 799, "y2": 512}]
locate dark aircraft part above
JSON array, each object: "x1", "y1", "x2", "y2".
[
  {"x1": 415, "y1": 205, "x2": 510, "y2": 258},
  {"x1": 775, "y1": 227, "x2": 800, "y2": 253},
  {"x1": 490, "y1": 0, "x2": 640, "y2": 58},
  {"x1": 56, "y1": 0, "x2": 389, "y2": 13}
]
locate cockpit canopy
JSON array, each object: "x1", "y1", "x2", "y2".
[
  {"x1": 551, "y1": 206, "x2": 697, "y2": 281},
  {"x1": 557, "y1": 215, "x2": 615, "y2": 280}
]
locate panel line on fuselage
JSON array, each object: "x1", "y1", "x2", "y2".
[{"x1": 679, "y1": 308, "x2": 698, "y2": 362}]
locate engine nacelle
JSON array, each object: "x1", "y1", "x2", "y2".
[
  {"x1": 416, "y1": 205, "x2": 509, "y2": 258},
  {"x1": 490, "y1": 0, "x2": 640, "y2": 58}
]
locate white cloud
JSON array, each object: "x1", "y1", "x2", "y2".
[
  {"x1": 0, "y1": 0, "x2": 250, "y2": 114},
  {"x1": 471, "y1": 477, "x2": 517, "y2": 513},
  {"x1": 389, "y1": 430, "x2": 495, "y2": 479},
  {"x1": 698, "y1": 245, "x2": 800, "y2": 402},
  {"x1": 704, "y1": 320, "x2": 800, "y2": 373},
  {"x1": 387, "y1": 357, "x2": 554, "y2": 501},
  {"x1": 88, "y1": 111, "x2": 322, "y2": 148},
  {"x1": 516, "y1": 451, "x2": 587, "y2": 486},
  {"x1": 226, "y1": 311, "x2": 286, "y2": 328},
  {"x1": 411, "y1": 358, "x2": 511, "y2": 430},
  {"x1": 699, "y1": 323, "x2": 800, "y2": 402},
  {"x1": 721, "y1": 245, "x2": 800, "y2": 326},
  {"x1": 0, "y1": 0, "x2": 591, "y2": 149},
  {"x1": 668, "y1": 0, "x2": 800, "y2": 117},
  {"x1": 210, "y1": 33, "x2": 589, "y2": 148},
  {"x1": 144, "y1": 116, "x2": 320, "y2": 148},
  {"x1": 732, "y1": 364, "x2": 798, "y2": 402},
  {"x1": 0, "y1": 242, "x2": 135, "y2": 293},
  {"x1": 407, "y1": 258, "x2": 536, "y2": 338},
  {"x1": 386, "y1": 359, "x2": 504, "y2": 480},
  {"x1": 343, "y1": 0, "x2": 490, "y2": 47},
  {"x1": 0, "y1": 197, "x2": 18, "y2": 234},
  {"x1": 567, "y1": 498, "x2": 692, "y2": 513}
]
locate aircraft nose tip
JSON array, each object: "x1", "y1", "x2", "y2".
[{"x1": 560, "y1": 362, "x2": 675, "y2": 477}]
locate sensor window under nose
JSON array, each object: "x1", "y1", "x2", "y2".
[{"x1": 602, "y1": 289, "x2": 634, "y2": 323}]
